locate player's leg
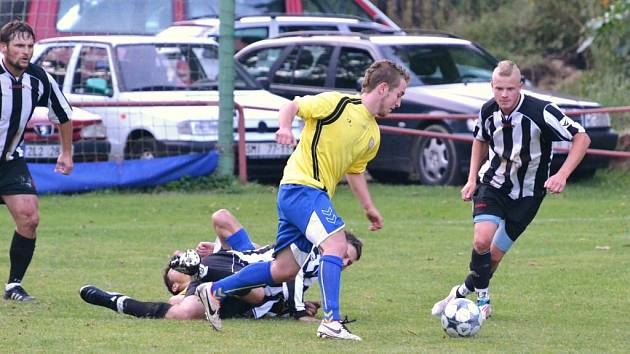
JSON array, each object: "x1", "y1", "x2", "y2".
[
  {"x1": 211, "y1": 209, "x2": 255, "y2": 251},
  {"x1": 79, "y1": 285, "x2": 174, "y2": 319},
  {"x1": 3, "y1": 193, "x2": 39, "y2": 302}
]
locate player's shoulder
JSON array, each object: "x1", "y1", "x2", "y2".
[{"x1": 25, "y1": 63, "x2": 49, "y2": 82}]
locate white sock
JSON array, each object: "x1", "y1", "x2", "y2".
[
  {"x1": 116, "y1": 296, "x2": 129, "y2": 313},
  {"x1": 457, "y1": 283, "x2": 471, "y2": 297},
  {"x1": 476, "y1": 288, "x2": 490, "y2": 299},
  {"x1": 5, "y1": 283, "x2": 20, "y2": 291}
]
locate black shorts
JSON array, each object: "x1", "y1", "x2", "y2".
[
  {"x1": 472, "y1": 183, "x2": 544, "y2": 241},
  {"x1": 0, "y1": 158, "x2": 37, "y2": 204}
]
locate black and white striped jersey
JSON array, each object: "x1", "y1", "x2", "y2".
[
  {"x1": 188, "y1": 244, "x2": 320, "y2": 319},
  {"x1": 474, "y1": 93, "x2": 585, "y2": 199},
  {"x1": 0, "y1": 60, "x2": 72, "y2": 162}
]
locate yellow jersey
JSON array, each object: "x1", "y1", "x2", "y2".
[{"x1": 280, "y1": 91, "x2": 380, "y2": 198}]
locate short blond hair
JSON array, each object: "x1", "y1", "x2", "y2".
[{"x1": 494, "y1": 60, "x2": 521, "y2": 78}]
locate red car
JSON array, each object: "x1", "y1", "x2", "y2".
[{"x1": 23, "y1": 107, "x2": 110, "y2": 163}]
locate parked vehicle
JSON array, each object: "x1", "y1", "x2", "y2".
[
  {"x1": 32, "y1": 35, "x2": 301, "y2": 178},
  {"x1": 157, "y1": 14, "x2": 400, "y2": 50},
  {"x1": 235, "y1": 32, "x2": 618, "y2": 185},
  {"x1": 23, "y1": 106, "x2": 110, "y2": 163},
  {"x1": 14, "y1": 0, "x2": 399, "y2": 40}
]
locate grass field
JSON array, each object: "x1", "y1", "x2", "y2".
[{"x1": 0, "y1": 171, "x2": 629, "y2": 353}]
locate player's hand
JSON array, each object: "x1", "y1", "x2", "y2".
[
  {"x1": 196, "y1": 241, "x2": 215, "y2": 257},
  {"x1": 461, "y1": 180, "x2": 476, "y2": 201},
  {"x1": 366, "y1": 207, "x2": 383, "y2": 231},
  {"x1": 544, "y1": 173, "x2": 568, "y2": 194},
  {"x1": 275, "y1": 127, "x2": 295, "y2": 146},
  {"x1": 304, "y1": 301, "x2": 321, "y2": 317},
  {"x1": 55, "y1": 152, "x2": 74, "y2": 175}
]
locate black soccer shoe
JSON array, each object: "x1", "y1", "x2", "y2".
[
  {"x1": 4, "y1": 285, "x2": 35, "y2": 301},
  {"x1": 79, "y1": 285, "x2": 122, "y2": 312}
]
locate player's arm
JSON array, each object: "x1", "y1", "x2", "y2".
[
  {"x1": 55, "y1": 120, "x2": 73, "y2": 175},
  {"x1": 276, "y1": 101, "x2": 298, "y2": 146},
  {"x1": 461, "y1": 139, "x2": 489, "y2": 201},
  {"x1": 544, "y1": 132, "x2": 590, "y2": 194},
  {"x1": 346, "y1": 172, "x2": 383, "y2": 231}
]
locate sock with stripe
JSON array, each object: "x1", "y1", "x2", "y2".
[
  {"x1": 225, "y1": 228, "x2": 255, "y2": 252},
  {"x1": 318, "y1": 255, "x2": 343, "y2": 322},
  {"x1": 211, "y1": 261, "x2": 273, "y2": 299},
  {"x1": 120, "y1": 298, "x2": 172, "y2": 319}
]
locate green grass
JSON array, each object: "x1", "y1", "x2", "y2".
[{"x1": 0, "y1": 171, "x2": 629, "y2": 353}]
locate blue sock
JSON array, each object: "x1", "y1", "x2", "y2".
[
  {"x1": 319, "y1": 255, "x2": 343, "y2": 321},
  {"x1": 211, "y1": 261, "x2": 273, "y2": 299},
  {"x1": 225, "y1": 228, "x2": 255, "y2": 251}
]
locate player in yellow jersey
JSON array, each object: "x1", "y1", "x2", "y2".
[{"x1": 197, "y1": 60, "x2": 409, "y2": 340}]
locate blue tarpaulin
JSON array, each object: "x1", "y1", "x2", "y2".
[{"x1": 28, "y1": 151, "x2": 219, "y2": 194}]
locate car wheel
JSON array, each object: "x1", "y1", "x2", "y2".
[
  {"x1": 125, "y1": 134, "x2": 161, "y2": 160},
  {"x1": 412, "y1": 124, "x2": 463, "y2": 186}
]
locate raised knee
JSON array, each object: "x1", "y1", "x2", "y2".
[
  {"x1": 472, "y1": 238, "x2": 491, "y2": 253},
  {"x1": 16, "y1": 210, "x2": 39, "y2": 235},
  {"x1": 211, "y1": 209, "x2": 232, "y2": 228}
]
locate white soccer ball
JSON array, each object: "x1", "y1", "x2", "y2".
[{"x1": 440, "y1": 298, "x2": 483, "y2": 337}]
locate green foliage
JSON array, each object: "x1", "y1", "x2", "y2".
[
  {"x1": 0, "y1": 173, "x2": 629, "y2": 352},
  {"x1": 583, "y1": 0, "x2": 630, "y2": 74}
]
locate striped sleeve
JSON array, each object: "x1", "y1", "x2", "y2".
[
  {"x1": 44, "y1": 71, "x2": 72, "y2": 124},
  {"x1": 473, "y1": 110, "x2": 491, "y2": 142},
  {"x1": 543, "y1": 103, "x2": 585, "y2": 141}
]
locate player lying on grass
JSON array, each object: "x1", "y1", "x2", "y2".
[{"x1": 79, "y1": 209, "x2": 362, "y2": 323}]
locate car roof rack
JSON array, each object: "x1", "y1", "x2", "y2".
[
  {"x1": 186, "y1": 12, "x2": 372, "y2": 22},
  {"x1": 272, "y1": 30, "x2": 380, "y2": 40},
  {"x1": 401, "y1": 28, "x2": 463, "y2": 39}
]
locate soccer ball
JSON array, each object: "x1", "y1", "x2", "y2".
[{"x1": 440, "y1": 298, "x2": 483, "y2": 337}]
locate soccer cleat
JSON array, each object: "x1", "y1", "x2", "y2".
[
  {"x1": 196, "y1": 282, "x2": 222, "y2": 331},
  {"x1": 79, "y1": 285, "x2": 122, "y2": 312},
  {"x1": 317, "y1": 320, "x2": 362, "y2": 341},
  {"x1": 477, "y1": 297, "x2": 492, "y2": 320},
  {"x1": 4, "y1": 285, "x2": 34, "y2": 301},
  {"x1": 431, "y1": 285, "x2": 460, "y2": 317}
]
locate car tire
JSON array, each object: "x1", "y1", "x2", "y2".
[
  {"x1": 412, "y1": 124, "x2": 463, "y2": 186},
  {"x1": 125, "y1": 134, "x2": 161, "y2": 160}
]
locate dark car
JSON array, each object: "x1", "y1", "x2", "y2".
[
  {"x1": 23, "y1": 106, "x2": 110, "y2": 163},
  {"x1": 235, "y1": 32, "x2": 618, "y2": 185}
]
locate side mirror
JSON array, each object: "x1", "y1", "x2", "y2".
[
  {"x1": 255, "y1": 76, "x2": 270, "y2": 90},
  {"x1": 85, "y1": 77, "x2": 112, "y2": 96}
]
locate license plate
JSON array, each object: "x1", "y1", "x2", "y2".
[
  {"x1": 245, "y1": 142, "x2": 294, "y2": 158},
  {"x1": 23, "y1": 144, "x2": 61, "y2": 158}
]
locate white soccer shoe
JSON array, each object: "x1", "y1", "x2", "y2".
[
  {"x1": 195, "y1": 282, "x2": 222, "y2": 331},
  {"x1": 477, "y1": 297, "x2": 492, "y2": 320},
  {"x1": 431, "y1": 285, "x2": 460, "y2": 317},
  {"x1": 317, "y1": 320, "x2": 362, "y2": 341}
]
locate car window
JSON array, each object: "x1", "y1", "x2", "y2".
[
  {"x1": 273, "y1": 45, "x2": 333, "y2": 87},
  {"x1": 185, "y1": 0, "x2": 285, "y2": 18},
  {"x1": 335, "y1": 47, "x2": 373, "y2": 90},
  {"x1": 381, "y1": 44, "x2": 495, "y2": 85},
  {"x1": 234, "y1": 27, "x2": 269, "y2": 51},
  {"x1": 279, "y1": 25, "x2": 338, "y2": 33},
  {"x1": 239, "y1": 47, "x2": 284, "y2": 80},
  {"x1": 72, "y1": 46, "x2": 113, "y2": 96},
  {"x1": 57, "y1": 0, "x2": 173, "y2": 35},
  {"x1": 34, "y1": 46, "x2": 75, "y2": 87}
]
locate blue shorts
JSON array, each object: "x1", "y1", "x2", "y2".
[{"x1": 275, "y1": 184, "x2": 345, "y2": 258}]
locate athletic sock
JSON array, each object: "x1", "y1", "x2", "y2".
[
  {"x1": 211, "y1": 261, "x2": 273, "y2": 300},
  {"x1": 469, "y1": 249, "x2": 492, "y2": 290},
  {"x1": 8, "y1": 231, "x2": 36, "y2": 284},
  {"x1": 225, "y1": 228, "x2": 255, "y2": 251},
  {"x1": 319, "y1": 255, "x2": 343, "y2": 322},
  {"x1": 120, "y1": 298, "x2": 172, "y2": 319}
]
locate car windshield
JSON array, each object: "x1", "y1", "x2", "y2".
[
  {"x1": 115, "y1": 43, "x2": 257, "y2": 91},
  {"x1": 380, "y1": 44, "x2": 496, "y2": 86}
]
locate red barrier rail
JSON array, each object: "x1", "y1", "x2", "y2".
[
  {"x1": 71, "y1": 100, "x2": 248, "y2": 184},
  {"x1": 379, "y1": 125, "x2": 630, "y2": 159}
]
